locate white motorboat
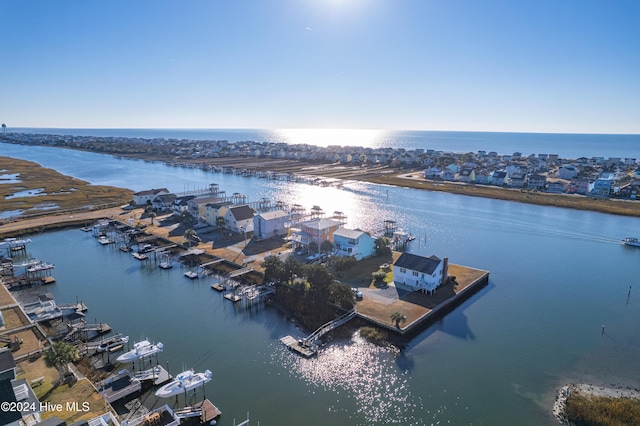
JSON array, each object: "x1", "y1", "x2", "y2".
[
  {"x1": 116, "y1": 340, "x2": 164, "y2": 362},
  {"x1": 155, "y1": 369, "x2": 212, "y2": 398},
  {"x1": 623, "y1": 237, "x2": 640, "y2": 247}
]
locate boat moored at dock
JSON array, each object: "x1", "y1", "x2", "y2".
[
  {"x1": 155, "y1": 369, "x2": 212, "y2": 398},
  {"x1": 116, "y1": 339, "x2": 163, "y2": 362}
]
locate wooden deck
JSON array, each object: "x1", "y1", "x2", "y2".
[{"x1": 280, "y1": 335, "x2": 317, "y2": 357}]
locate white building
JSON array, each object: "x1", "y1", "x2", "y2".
[
  {"x1": 133, "y1": 188, "x2": 170, "y2": 206},
  {"x1": 253, "y1": 210, "x2": 289, "y2": 239},
  {"x1": 393, "y1": 253, "x2": 447, "y2": 294}
]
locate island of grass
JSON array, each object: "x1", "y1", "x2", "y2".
[
  {"x1": 555, "y1": 384, "x2": 640, "y2": 425},
  {"x1": 0, "y1": 156, "x2": 132, "y2": 219}
]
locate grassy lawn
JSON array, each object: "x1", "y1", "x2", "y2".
[
  {"x1": 17, "y1": 357, "x2": 108, "y2": 424},
  {"x1": 339, "y1": 252, "x2": 399, "y2": 288},
  {"x1": 39, "y1": 378, "x2": 107, "y2": 424}
]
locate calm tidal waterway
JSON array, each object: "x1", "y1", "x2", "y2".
[{"x1": 3, "y1": 142, "x2": 640, "y2": 425}]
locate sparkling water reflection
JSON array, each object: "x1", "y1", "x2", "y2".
[{"x1": 276, "y1": 332, "x2": 432, "y2": 425}]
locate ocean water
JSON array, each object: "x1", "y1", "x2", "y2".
[
  {"x1": 5, "y1": 127, "x2": 640, "y2": 159},
  {"x1": 3, "y1": 139, "x2": 640, "y2": 424}
]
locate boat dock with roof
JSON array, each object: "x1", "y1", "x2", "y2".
[{"x1": 99, "y1": 369, "x2": 142, "y2": 403}]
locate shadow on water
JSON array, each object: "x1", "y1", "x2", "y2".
[{"x1": 396, "y1": 279, "x2": 496, "y2": 372}]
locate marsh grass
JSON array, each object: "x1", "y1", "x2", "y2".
[
  {"x1": 0, "y1": 156, "x2": 132, "y2": 214},
  {"x1": 566, "y1": 393, "x2": 640, "y2": 426}
]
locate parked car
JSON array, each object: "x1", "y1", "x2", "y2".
[{"x1": 352, "y1": 287, "x2": 363, "y2": 300}]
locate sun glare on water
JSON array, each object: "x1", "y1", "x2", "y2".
[{"x1": 275, "y1": 128, "x2": 386, "y2": 148}]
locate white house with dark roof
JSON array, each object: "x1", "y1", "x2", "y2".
[
  {"x1": 393, "y1": 253, "x2": 448, "y2": 294},
  {"x1": 133, "y1": 188, "x2": 170, "y2": 206},
  {"x1": 254, "y1": 210, "x2": 289, "y2": 239},
  {"x1": 222, "y1": 205, "x2": 254, "y2": 234},
  {"x1": 333, "y1": 228, "x2": 376, "y2": 260}
]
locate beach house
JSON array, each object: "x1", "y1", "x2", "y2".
[
  {"x1": 393, "y1": 253, "x2": 447, "y2": 294},
  {"x1": 221, "y1": 205, "x2": 254, "y2": 234},
  {"x1": 133, "y1": 188, "x2": 170, "y2": 206},
  {"x1": 332, "y1": 228, "x2": 376, "y2": 260},
  {"x1": 291, "y1": 218, "x2": 344, "y2": 251},
  {"x1": 253, "y1": 210, "x2": 289, "y2": 239}
]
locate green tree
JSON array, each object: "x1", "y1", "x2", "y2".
[
  {"x1": 216, "y1": 216, "x2": 225, "y2": 230},
  {"x1": 390, "y1": 311, "x2": 407, "y2": 328},
  {"x1": 305, "y1": 263, "x2": 334, "y2": 300},
  {"x1": 148, "y1": 211, "x2": 157, "y2": 225},
  {"x1": 184, "y1": 228, "x2": 196, "y2": 247},
  {"x1": 332, "y1": 256, "x2": 357, "y2": 273},
  {"x1": 262, "y1": 255, "x2": 285, "y2": 282},
  {"x1": 308, "y1": 241, "x2": 319, "y2": 254},
  {"x1": 375, "y1": 237, "x2": 391, "y2": 257},
  {"x1": 44, "y1": 341, "x2": 79, "y2": 383},
  {"x1": 284, "y1": 256, "x2": 304, "y2": 282},
  {"x1": 328, "y1": 282, "x2": 355, "y2": 310},
  {"x1": 320, "y1": 240, "x2": 334, "y2": 254}
]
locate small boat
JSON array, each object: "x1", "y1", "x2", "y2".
[
  {"x1": 155, "y1": 369, "x2": 212, "y2": 398},
  {"x1": 132, "y1": 252, "x2": 148, "y2": 260},
  {"x1": 184, "y1": 271, "x2": 198, "y2": 279},
  {"x1": 623, "y1": 237, "x2": 640, "y2": 247},
  {"x1": 80, "y1": 226, "x2": 92, "y2": 232},
  {"x1": 98, "y1": 236, "x2": 113, "y2": 245},
  {"x1": 158, "y1": 261, "x2": 173, "y2": 269},
  {"x1": 97, "y1": 334, "x2": 129, "y2": 352},
  {"x1": 116, "y1": 340, "x2": 164, "y2": 363}
]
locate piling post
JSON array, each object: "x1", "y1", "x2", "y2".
[{"x1": 601, "y1": 325, "x2": 605, "y2": 336}]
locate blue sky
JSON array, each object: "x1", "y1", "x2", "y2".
[{"x1": 1, "y1": 0, "x2": 639, "y2": 133}]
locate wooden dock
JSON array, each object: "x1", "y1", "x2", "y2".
[
  {"x1": 99, "y1": 369, "x2": 142, "y2": 403},
  {"x1": 133, "y1": 365, "x2": 172, "y2": 385},
  {"x1": 211, "y1": 282, "x2": 225, "y2": 291},
  {"x1": 280, "y1": 335, "x2": 317, "y2": 357},
  {"x1": 224, "y1": 293, "x2": 241, "y2": 302}
]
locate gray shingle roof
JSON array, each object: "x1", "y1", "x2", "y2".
[{"x1": 394, "y1": 253, "x2": 442, "y2": 274}]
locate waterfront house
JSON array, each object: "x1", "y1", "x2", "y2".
[
  {"x1": 442, "y1": 170, "x2": 455, "y2": 181},
  {"x1": 474, "y1": 170, "x2": 493, "y2": 185},
  {"x1": 568, "y1": 178, "x2": 591, "y2": 195},
  {"x1": 527, "y1": 174, "x2": 547, "y2": 191},
  {"x1": 152, "y1": 193, "x2": 177, "y2": 212},
  {"x1": 558, "y1": 165, "x2": 578, "y2": 180},
  {"x1": 333, "y1": 228, "x2": 376, "y2": 260},
  {"x1": 423, "y1": 167, "x2": 442, "y2": 179},
  {"x1": 221, "y1": 205, "x2": 254, "y2": 234},
  {"x1": 172, "y1": 195, "x2": 196, "y2": 217},
  {"x1": 254, "y1": 210, "x2": 289, "y2": 239},
  {"x1": 188, "y1": 196, "x2": 225, "y2": 221},
  {"x1": 393, "y1": 253, "x2": 447, "y2": 294},
  {"x1": 204, "y1": 201, "x2": 233, "y2": 226},
  {"x1": 509, "y1": 173, "x2": 527, "y2": 188},
  {"x1": 456, "y1": 168, "x2": 475, "y2": 183},
  {"x1": 133, "y1": 188, "x2": 170, "y2": 206},
  {"x1": 590, "y1": 178, "x2": 612, "y2": 198},
  {"x1": 546, "y1": 180, "x2": 566, "y2": 194},
  {"x1": 291, "y1": 218, "x2": 344, "y2": 251},
  {"x1": 491, "y1": 171, "x2": 507, "y2": 186}
]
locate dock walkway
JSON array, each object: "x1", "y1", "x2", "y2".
[
  {"x1": 281, "y1": 309, "x2": 356, "y2": 357},
  {"x1": 99, "y1": 369, "x2": 142, "y2": 403}
]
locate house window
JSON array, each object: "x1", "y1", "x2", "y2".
[
  {"x1": 412, "y1": 271, "x2": 419, "y2": 277},
  {"x1": 400, "y1": 268, "x2": 406, "y2": 273}
]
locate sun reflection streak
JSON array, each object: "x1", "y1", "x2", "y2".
[
  {"x1": 274, "y1": 331, "x2": 437, "y2": 424},
  {"x1": 275, "y1": 128, "x2": 386, "y2": 148}
]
